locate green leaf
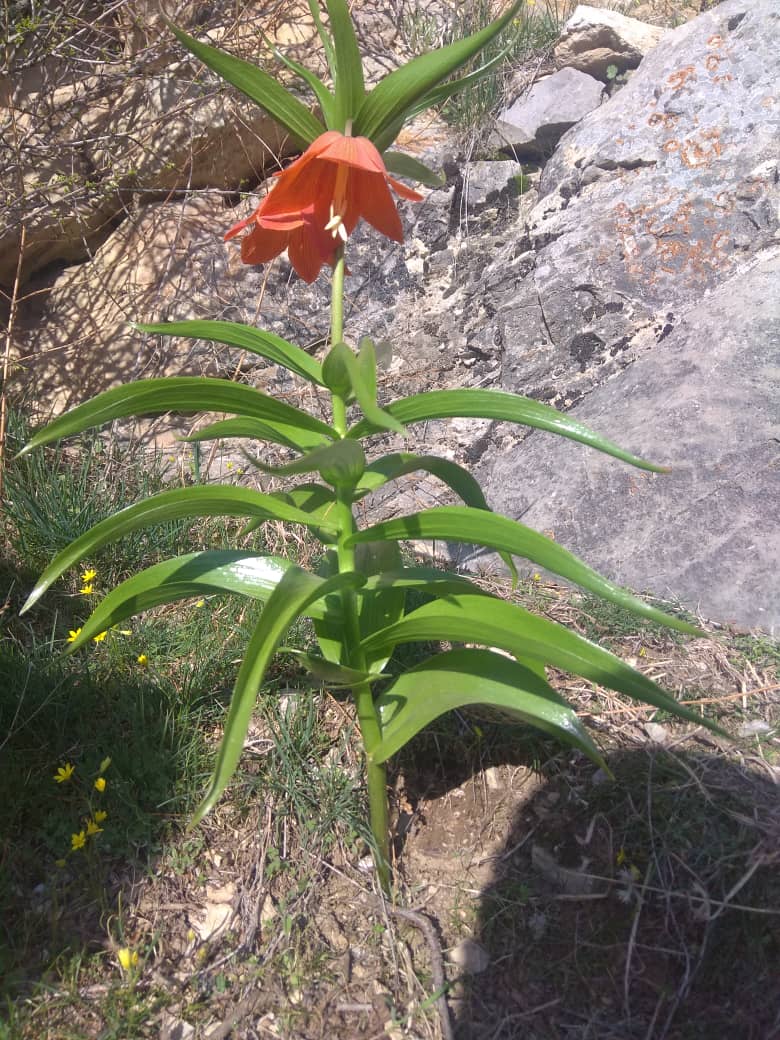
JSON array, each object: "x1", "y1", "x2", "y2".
[
  {"x1": 325, "y1": 0, "x2": 365, "y2": 126},
  {"x1": 356, "y1": 452, "x2": 517, "y2": 580},
  {"x1": 181, "y1": 417, "x2": 327, "y2": 454},
  {"x1": 246, "y1": 438, "x2": 366, "y2": 488},
  {"x1": 267, "y1": 42, "x2": 338, "y2": 127},
  {"x1": 360, "y1": 565, "x2": 490, "y2": 600},
  {"x1": 353, "y1": 0, "x2": 522, "y2": 148},
  {"x1": 167, "y1": 21, "x2": 325, "y2": 145},
  {"x1": 21, "y1": 486, "x2": 338, "y2": 614},
  {"x1": 357, "y1": 338, "x2": 377, "y2": 403},
  {"x1": 360, "y1": 594, "x2": 721, "y2": 732},
  {"x1": 410, "y1": 39, "x2": 516, "y2": 116},
  {"x1": 350, "y1": 388, "x2": 668, "y2": 472},
  {"x1": 280, "y1": 649, "x2": 372, "y2": 687},
  {"x1": 372, "y1": 648, "x2": 607, "y2": 767},
  {"x1": 383, "y1": 151, "x2": 445, "y2": 188},
  {"x1": 348, "y1": 506, "x2": 701, "y2": 634},
  {"x1": 324, "y1": 344, "x2": 405, "y2": 435},
  {"x1": 313, "y1": 550, "x2": 346, "y2": 664},
  {"x1": 192, "y1": 567, "x2": 364, "y2": 824},
  {"x1": 133, "y1": 320, "x2": 325, "y2": 386},
  {"x1": 307, "y1": 0, "x2": 337, "y2": 79},
  {"x1": 20, "y1": 378, "x2": 335, "y2": 456},
  {"x1": 355, "y1": 541, "x2": 406, "y2": 674},
  {"x1": 67, "y1": 552, "x2": 340, "y2": 648}
]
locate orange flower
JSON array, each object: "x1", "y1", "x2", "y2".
[{"x1": 225, "y1": 131, "x2": 422, "y2": 283}]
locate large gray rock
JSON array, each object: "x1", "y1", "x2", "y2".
[
  {"x1": 494, "y1": 68, "x2": 605, "y2": 159},
  {"x1": 477, "y1": 253, "x2": 780, "y2": 631}
]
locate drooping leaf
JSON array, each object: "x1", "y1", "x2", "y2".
[
  {"x1": 192, "y1": 567, "x2": 364, "y2": 824},
  {"x1": 355, "y1": 541, "x2": 406, "y2": 674},
  {"x1": 350, "y1": 388, "x2": 668, "y2": 472},
  {"x1": 372, "y1": 647, "x2": 607, "y2": 767},
  {"x1": 167, "y1": 21, "x2": 325, "y2": 145},
  {"x1": 182, "y1": 417, "x2": 326, "y2": 454},
  {"x1": 348, "y1": 506, "x2": 702, "y2": 635},
  {"x1": 21, "y1": 486, "x2": 338, "y2": 614},
  {"x1": 323, "y1": 343, "x2": 405, "y2": 435},
  {"x1": 133, "y1": 320, "x2": 325, "y2": 386},
  {"x1": 360, "y1": 594, "x2": 721, "y2": 732},
  {"x1": 354, "y1": 0, "x2": 522, "y2": 149},
  {"x1": 66, "y1": 552, "x2": 340, "y2": 648},
  {"x1": 280, "y1": 648, "x2": 373, "y2": 687},
  {"x1": 325, "y1": 0, "x2": 365, "y2": 126},
  {"x1": 266, "y1": 42, "x2": 338, "y2": 127},
  {"x1": 245, "y1": 438, "x2": 366, "y2": 487},
  {"x1": 20, "y1": 378, "x2": 335, "y2": 456},
  {"x1": 383, "y1": 151, "x2": 445, "y2": 188}
]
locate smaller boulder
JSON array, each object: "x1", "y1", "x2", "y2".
[
  {"x1": 493, "y1": 67, "x2": 604, "y2": 159},
  {"x1": 555, "y1": 4, "x2": 667, "y2": 80}
]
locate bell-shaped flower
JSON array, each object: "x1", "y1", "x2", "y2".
[{"x1": 225, "y1": 131, "x2": 422, "y2": 283}]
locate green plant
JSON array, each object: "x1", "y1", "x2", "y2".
[{"x1": 19, "y1": 0, "x2": 722, "y2": 896}]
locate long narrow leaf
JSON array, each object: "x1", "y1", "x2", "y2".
[
  {"x1": 354, "y1": 0, "x2": 522, "y2": 147},
  {"x1": 133, "y1": 320, "x2": 325, "y2": 386},
  {"x1": 325, "y1": 0, "x2": 365, "y2": 125},
  {"x1": 67, "y1": 552, "x2": 340, "y2": 648},
  {"x1": 192, "y1": 568, "x2": 364, "y2": 823},
  {"x1": 348, "y1": 506, "x2": 701, "y2": 634},
  {"x1": 167, "y1": 21, "x2": 324, "y2": 145},
  {"x1": 383, "y1": 151, "x2": 445, "y2": 188},
  {"x1": 267, "y1": 42, "x2": 338, "y2": 127},
  {"x1": 182, "y1": 417, "x2": 326, "y2": 454},
  {"x1": 21, "y1": 486, "x2": 338, "y2": 613},
  {"x1": 372, "y1": 648, "x2": 606, "y2": 767},
  {"x1": 360, "y1": 594, "x2": 720, "y2": 731},
  {"x1": 350, "y1": 388, "x2": 667, "y2": 472},
  {"x1": 20, "y1": 378, "x2": 335, "y2": 456}
]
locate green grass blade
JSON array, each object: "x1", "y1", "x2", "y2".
[
  {"x1": 360, "y1": 594, "x2": 722, "y2": 732},
  {"x1": 266, "y1": 43, "x2": 338, "y2": 127},
  {"x1": 67, "y1": 552, "x2": 339, "y2": 647},
  {"x1": 350, "y1": 388, "x2": 667, "y2": 472},
  {"x1": 372, "y1": 647, "x2": 606, "y2": 767},
  {"x1": 325, "y1": 0, "x2": 365, "y2": 125},
  {"x1": 133, "y1": 320, "x2": 325, "y2": 386},
  {"x1": 21, "y1": 486, "x2": 339, "y2": 614},
  {"x1": 348, "y1": 506, "x2": 702, "y2": 635},
  {"x1": 191, "y1": 568, "x2": 364, "y2": 824},
  {"x1": 281, "y1": 649, "x2": 372, "y2": 686},
  {"x1": 353, "y1": 0, "x2": 521, "y2": 143},
  {"x1": 167, "y1": 21, "x2": 325, "y2": 145},
  {"x1": 20, "y1": 378, "x2": 335, "y2": 455}
]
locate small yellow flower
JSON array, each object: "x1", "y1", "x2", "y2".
[
  {"x1": 67, "y1": 628, "x2": 82, "y2": 643},
  {"x1": 99, "y1": 756, "x2": 112, "y2": 773},
  {"x1": 94, "y1": 810, "x2": 108, "y2": 824},
  {"x1": 55, "y1": 858, "x2": 67, "y2": 868},
  {"x1": 639, "y1": 646, "x2": 647, "y2": 657},
  {"x1": 79, "y1": 583, "x2": 94, "y2": 595},
  {"x1": 532, "y1": 572, "x2": 542, "y2": 582},
  {"x1": 117, "y1": 947, "x2": 139, "y2": 971},
  {"x1": 136, "y1": 653, "x2": 148, "y2": 667},
  {"x1": 82, "y1": 568, "x2": 97, "y2": 583},
  {"x1": 86, "y1": 818, "x2": 103, "y2": 836},
  {"x1": 195, "y1": 599, "x2": 206, "y2": 608},
  {"x1": 71, "y1": 830, "x2": 86, "y2": 851},
  {"x1": 616, "y1": 847, "x2": 627, "y2": 866},
  {"x1": 94, "y1": 777, "x2": 107, "y2": 792},
  {"x1": 226, "y1": 461, "x2": 234, "y2": 470},
  {"x1": 92, "y1": 630, "x2": 108, "y2": 643},
  {"x1": 54, "y1": 762, "x2": 75, "y2": 783}
]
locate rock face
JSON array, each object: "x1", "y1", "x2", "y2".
[
  {"x1": 494, "y1": 68, "x2": 605, "y2": 159},
  {"x1": 479, "y1": 253, "x2": 780, "y2": 630},
  {"x1": 555, "y1": 4, "x2": 667, "y2": 79}
]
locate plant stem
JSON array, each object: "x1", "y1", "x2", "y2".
[{"x1": 329, "y1": 245, "x2": 391, "y2": 891}]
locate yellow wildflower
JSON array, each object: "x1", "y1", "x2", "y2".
[
  {"x1": 94, "y1": 777, "x2": 107, "y2": 792},
  {"x1": 67, "y1": 628, "x2": 82, "y2": 643},
  {"x1": 94, "y1": 810, "x2": 108, "y2": 824},
  {"x1": 532, "y1": 573, "x2": 542, "y2": 582},
  {"x1": 616, "y1": 847, "x2": 627, "y2": 866},
  {"x1": 54, "y1": 762, "x2": 75, "y2": 783},
  {"x1": 71, "y1": 831, "x2": 86, "y2": 851},
  {"x1": 92, "y1": 630, "x2": 108, "y2": 643},
  {"x1": 82, "y1": 568, "x2": 97, "y2": 583},
  {"x1": 79, "y1": 583, "x2": 94, "y2": 595},
  {"x1": 117, "y1": 947, "x2": 139, "y2": 971},
  {"x1": 136, "y1": 653, "x2": 148, "y2": 667},
  {"x1": 55, "y1": 858, "x2": 67, "y2": 868},
  {"x1": 195, "y1": 599, "x2": 206, "y2": 608},
  {"x1": 86, "y1": 818, "x2": 103, "y2": 836}
]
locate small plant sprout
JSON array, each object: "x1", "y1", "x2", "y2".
[{"x1": 20, "y1": 0, "x2": 722, "y2": 893}]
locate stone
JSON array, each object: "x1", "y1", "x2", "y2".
[
  {"x1": 493, "y1": 67, "x2": 605, "y2": 159},
  {"x1": 555, "y1": 4, "x2": 667, "y2": 79},
  {"x1": 449, "y1": 938, "x2": 490, "y2": 974},
  {"x1": 478, "y1": 254, "x2": 780, "y2": 631}
]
